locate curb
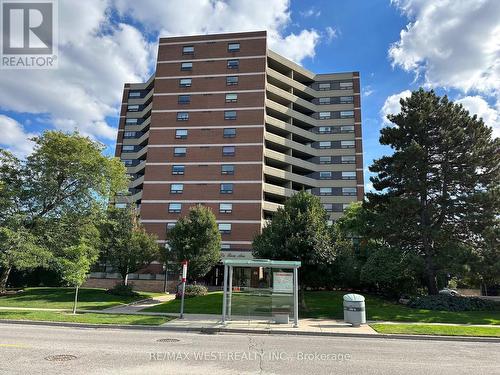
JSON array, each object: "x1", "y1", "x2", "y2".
[{"x1": 1, "y1": 320, "x2": 499, "y2": 343}]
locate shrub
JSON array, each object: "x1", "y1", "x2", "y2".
[
  {"x1": 176, "y1": 284, "x2": 208, "y2": 299},
  {"x1": 106, "y1": 283, "x2": 138, "y2": 297},
  {"x1": 408, "y1": 294, "x2": 500, "y2": 312}
]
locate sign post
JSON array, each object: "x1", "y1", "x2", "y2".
[{"x1": 180, "y1": 260, "x2": 188, "y2": 319}]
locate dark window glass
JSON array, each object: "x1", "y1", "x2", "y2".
[
  {"x1": 228, "y1": 43, "x2": 240, "y2": 52},
  {"x1": 172, "y1": 165, "x2": 185, "y2": 175},
  {"x1": 227, "y1": 59, "x2": 239, "y2": 69},
  {"x1": 178, "y1": 95, "x2": 191, "y2": 104},
  {"x1": 182, "y1": 45, "x2": 194, "y2": 54},
  {"x1": 224, "y1": 111, "x2": 237, "y2": 120},
  {"x1": 226, "y1": 76, "x2": 239, "y2": 86},
  {"x1": 223, "y1": 128, "x2": 236, "y2": 138},
  {"x1": 223, "y1": 146, "x2": 235, "y2": 156},
  {"x1": 221, "y1": 164, "x2": 234, "y2": 175}
]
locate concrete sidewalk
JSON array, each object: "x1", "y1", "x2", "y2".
[{"x1": 160, "y1": 313, "x2": 378, "y2": 335}]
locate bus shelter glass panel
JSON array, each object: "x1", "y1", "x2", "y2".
[{"x1": 227, "y1": 267, "x2": 294, "y2": 322}]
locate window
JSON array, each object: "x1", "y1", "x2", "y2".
[
  {"x1": 323, "y1": 203, "x2": 333, "y2": 212},
  {"x1": 174, "y1": 147, "x2": 186, "y2": 157},
  {"x1": 319, "y1": 156, "x2": 332, "y2": 164},
  {"x1": 340, "y1": 110, "x2": 354, "y2": 118},
  {"x1": 168, "y1": 203, "x2": 182, "y2": 213},
  {"x1": 123, "y1": 159, "x2": 133, "y2": 166},
  {"x1": 343, "y1": 204, "x2": 351, "y2": 211},
  {"x1": 128, "y1": 91, "x2": 141, "y2": 98},
  {"x1": 226, "y1": 76, "x2": 239, "y2": 86},
  {"x1": 228, "y1": 42, "x2": 240, "y2": 52},
  {"x1": 227, "y1": 59, "x2": 239, "y2": 69},
  {"x1": 224, "y1": 110, "x2": 237, "y2": 120},
  {"x1": 127, "y1": 105, "x2": 139, "y2": 112},
  {"x1": 220, "y1": 183, "x2": 233, "y2": 194},
  {"x1": 219, "y1": 203, "x2": 233, "y2": 213},
  {"x1": 342, "y1": 171, "x2": 356, "y2": 180},
  {"x1": 319, "y1": 97, "x2": 331, "y2": 105},
  {"x1": 341, "y1": 155, "x2": 356, "y2": 164},
  {"x1": 319, "y1": 171, "x2": 332, "y2": 179},
  {"x1": 223, "y1": 128, "x2": 236, "y2": 138},
  {"x1": 218, "y1": 223, "x2": 232, "y2": 234},
  {"x1": 225, "y1": 93, "x2": 238, "y2": 103},
  {"x1": 342, "y1": 187, "x2": 357, "y2": 196},
  {"x1": 318, "y1": 82, "x2": 331, "y2": 90},
  {"x1": 179, "y1": 78, "x2": 192, "y2": 87},
  {"x1": 166, "y1": 222, "x2": 176, "y2": 231},
  {"x1": 318, "y1": 126, "x2": 331, "y2": 134},
  {"x1": 221, "y1": 164, "x2": 235, "y2": 175},
  {"x1": 182, "y1": 45, "x2": 194, "y2": 55},
  {"x1": 121, "y1": 145, "x2": 135, "y2": 152},
  {"x1": 339, "y1": 81, "x2": 353, "y2": 90},
  {"x1": 341, "y1": 125, "x2": 354, "y2": 133},
  {"x1": 319, "y1": 111, "x2": 331, "y2": 120},
  {"x1": 177, "y1": 112, "x2": 189, "y2": 121},
  {"x1": 175, "y1": 129, "x2": 188, "y2": 139},
  {"x1": 170, "y1": 184, "x2": 184, "y2": 193},
  {"x1": 172, "y1": 165, "x2": 185, "y2": 175},
  {"x1": 178, "y1": 95, "x2": 191, "y2": 104},
  {"x1": 124, "y1": 131, "x2": 136, "y2": 138},
  {"x1": 125, "y1": 118, "x2": 138, "y2": 124},
  {"x1": 221, "y1": 244, "x2": 231, "y2": 250},
  {"x1": 223, "y1": 146, "x2": 235, "y2": 156},
  {"x1": 341, "y1": 140, "x2": 355, "y2": 149},
  {"x1": 319, "y1": 141, "x2": 332, "y2": 149},
  {"x1": 340, "y1": 96, "x2": 353, "y2": 104},
  {"x1": 181, "y1": 62, "x2": 192, "y2": 71},
  {"x1": 319, "y1": 187, "x2": 333, "y2": 195}
]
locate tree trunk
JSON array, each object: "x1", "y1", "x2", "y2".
[
  {"x1": 72, "y1": 285, "x2": 79, "y2": 314},
  {"x1": 424, "y1": 255, "x2": 439, "y2": 295},
  {"x1": 299, "y1": 284, "x2": 308, "y2": 311},
  {"x1": 123, "y1": 273, "x2": 129, "y2": 286},
  {"x1": 0, "y1": 267, "x2": 12, "y2": 294}
]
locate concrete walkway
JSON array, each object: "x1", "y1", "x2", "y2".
[{"x1": 100, "y1": 293, "x2": 175, "y2": 314}]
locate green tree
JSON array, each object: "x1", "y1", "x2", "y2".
[
  {"x1": 471, "y1": 223, "x2": 500, "y2": 295},
  {"x1": 0, "y1": 131, "x2": 128, "y2": 291},
  {"x1": 252, "y1": 191, "x2": 339, "y2": 309},
  {"x1": 100, "y1": 206, "x2": 160, "y2": 285},
  {"x1": 0, "y1": 227, "x2": 51, "y2": 293},
  {"x1": 367, "y1": 89, "x2": 499, "y2": 294},
  {"x1": 167, "y1": 205, "x2": 221, "y2": 281}
]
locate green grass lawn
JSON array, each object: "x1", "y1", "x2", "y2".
[
  {"x1": 0, "y1": 310, "x2": 172, "y2": 326},
  {"x1": 0, "y1": 287, "x2": 161, "y2": 311},
  {"x1": 144, "y1": 291, "x2": 500, "y2": 325},
  {"x1": 370, "y1": 323, "x2": 500, "y2": 337}
]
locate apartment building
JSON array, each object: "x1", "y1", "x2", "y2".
[{"x1": 115, "y1": 30, "x2": 364, "y2": 261}]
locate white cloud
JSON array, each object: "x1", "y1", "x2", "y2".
[
  {"x1": 363, "y1": 86, "x2": 374, "y2": 97},
  {"x1": 0, "y1": 0, "x2": 154, "y2": 155},
  {"x1": 380, "y1": 90, "x2": 412, "y2": 125},
  {"x1": 0, "y1": 115, "x2": 37, "y2": 158},
  {"x1": 300, "y1": 7, "x2": 321, "y2": 18},
  {"x1": 324, "y1": 26, "x2": 339, "y2": 43},
  {"x1": 456, "y1": 96, "x2": 500, "y2": 137},
  {"x1": 389, "y1": 0, "x2": 500, "y2": 96},
  {"x1": 113, "y1": 0, "x2": 320, "y2": 64}
]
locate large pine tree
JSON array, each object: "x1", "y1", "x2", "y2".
[{"x1": 367, "y1": 89, "x2": 499, "y2": 294}]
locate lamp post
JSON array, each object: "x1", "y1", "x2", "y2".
[{"x1": 163, "y1": 243, "x2": 170, "y2": 293}]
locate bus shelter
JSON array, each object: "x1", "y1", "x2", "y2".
[{"x1": 221, "y1": 259, "x2": 301, "y2": 327}]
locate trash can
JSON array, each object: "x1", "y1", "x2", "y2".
[{"x1": 343, "y1": 293, "x2": 366, "y2": 326}]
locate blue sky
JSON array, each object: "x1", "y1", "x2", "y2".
[{"x1": 1, "y1": 0, "x2": 498, "y2": 191}]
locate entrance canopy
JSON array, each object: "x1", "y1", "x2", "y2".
[{"x1": 221, "y1": 259, "x2": 301, "y2": 327}]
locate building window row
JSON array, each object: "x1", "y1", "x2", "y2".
[
  {"x1": 317, "y1": 140, "x2": 355, "y2": 149},
  {"x1": 323, "y1": 203, "x2": 351, "y2": 212},
  {"x1": 170, "y1": 183, "x2": 238, "y2": 194},
  {"x1": 318, "y1": 155, "x2": 356, "y2": 164},
  {"x1": 317, "y1": 96, "x2": 354, "y2": 105},
  {"x1": 182, "y1": 42, "x2": 240, "y2": 55},
  {"x1": 317, "y1": 125, "x2": 354, "y2": 134},
  {"x1": 175, "y1": 110, "x2": 238, "y2": 121},
  {"x1": 178, "y1": 76, "x2": 240, "y2": 88},
  {"x1": 318, "y1": 110, "x2": 354, "y2": 120},
  {"x1": 170, "y1": 164, "x2": 235, "y2": 175},
  {"x1": 316, "y1": 81, "x2": 353, "y2": 91},
  {"x1": 168, "y1": 202, "x2": 234, "y2": 214},
  {"x1": 173, "y1": 146, "x2": 237, "y2": 157}
]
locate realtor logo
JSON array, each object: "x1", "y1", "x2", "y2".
[{"x1": 1, "y1": 0, "x2": 58, "y2": 69}]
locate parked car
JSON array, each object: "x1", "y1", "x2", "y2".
[{"x1": 439, "y1": 288, "x2": 460, "y2": 296}]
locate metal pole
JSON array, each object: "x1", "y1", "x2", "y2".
[
  {"x1": 222, "y1": 264, "x2": 228, "y2": 325},
  {"x1": 163, "y1": 262, "x2": 168, "y2": 293},
  {"x1": 228, "y1": 266, "x2": 233, "y2": 320},
  {"x1": 180, "y1": 280, "x2": 186, "y2": 319},
  {"x1": 293, "y1": 267, "x2": 299, "y2": 328}
]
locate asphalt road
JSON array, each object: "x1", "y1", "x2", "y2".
[{"x1": 0, "y1": 323, "x2": 498, "y2": 375}]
